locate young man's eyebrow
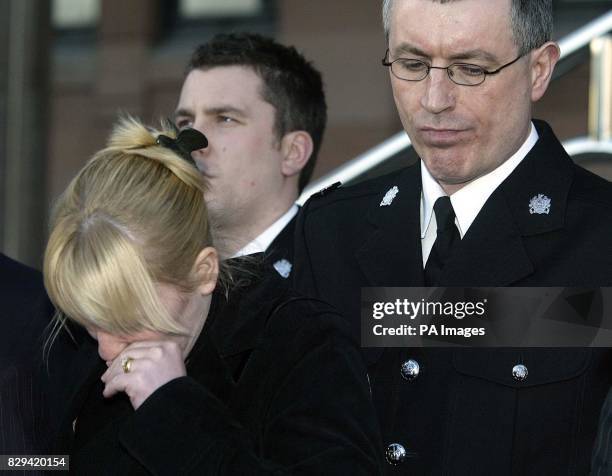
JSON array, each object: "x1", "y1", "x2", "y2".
[
  {"x1": 203, "y1": 106, "x2": 248, "y2": 117},
  {"x1": 174, "y1": 107, "x2": 193, "y2": 119},
  {"x1": 174, "y1": 106, "x2": 248, "y2": 119}
]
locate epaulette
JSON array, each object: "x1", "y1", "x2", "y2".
[
  {"x1": 311, "y1": 181, "x2": 342, "y2": 199},
  {"x1": 303, "y1": 167, "x2": 412, "y2": 213}
]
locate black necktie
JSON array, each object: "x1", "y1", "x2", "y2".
[{"x1": 424, "y1": 196, "x2": 460, "y2": 286}]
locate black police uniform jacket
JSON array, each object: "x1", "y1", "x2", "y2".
[
  {"x1": 56, "y1": 267, "x2": 384, "y2": 475},
  {"x1": 0, "y1": 253, "x2": 79, "y2": 461},
  {"x1": 293, "y1": 120, "x2": 612, "y2": 475}
]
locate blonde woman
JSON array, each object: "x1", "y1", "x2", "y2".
[{"x1": 44, "y1": 118, "x2": 382, "y2": 474}]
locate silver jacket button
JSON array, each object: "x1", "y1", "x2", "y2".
[
  {"x1": 400, "y1": 359, "x2": 420, "y2": 381},
  {"x1": 512, "y1": 364, "x2": 528, "y2": 382},
  {"x1": 386, "y1": 443, "x2": 407, "y2": 465}
]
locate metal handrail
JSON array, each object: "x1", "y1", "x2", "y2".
[
  {"x1": 298, "y1": 10, "x2": 612, "y2": 204},
  {"x1": 563, "y1": 137, "x2": 612, "y2": 157},
  {"x1": 558, "y1": 10, "x2": 612, "y2": 57}
]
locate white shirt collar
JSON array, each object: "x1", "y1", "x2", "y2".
[
  {"x1": 233, "y1": 204, "x2": 299, "y2": 258},
  {"x1": 421, "y1": 121, "x2": 538, "y2": 238},
  {"x1": 421, "y1": 163, "x2": 447, "y2": 238}
]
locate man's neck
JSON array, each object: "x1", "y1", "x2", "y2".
[{"x1": 221, "y1": 202, "x2": 298, "y2": 258}]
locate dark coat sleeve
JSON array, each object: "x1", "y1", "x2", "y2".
[
  {"x1": 117, "y1": 302, "x2": 383, "y2": 475},
  {"x1": 0, "y1": 254, "x2": 53, "y2": 456},
  {"x1": 0, "y1": 253, "x2": 53, "y2": 363},
  {"x1": 0, "y1": 254, "x2": 83, "y2": 456},
  {"x1": 592, "y1": 388, "x2": 612, "y2": 475}
]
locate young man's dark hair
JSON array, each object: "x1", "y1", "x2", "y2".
[{"x1": 187, "y1": 33, "x2": 327, "y2": 193}]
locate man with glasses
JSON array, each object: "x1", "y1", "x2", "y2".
[{"x1": 294, "y1": 0, "x2": 612, "y2": 473}]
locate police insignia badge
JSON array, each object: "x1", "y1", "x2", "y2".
[
  {"x1": 273, "y1": 259, "x2": 292, "y2": 278},
  {"x1": 529, "y1": 194, "x2": 551, "y2": 215},
  {"x1": 380, "y1": 186, "x2": 399, "y2": 207}
]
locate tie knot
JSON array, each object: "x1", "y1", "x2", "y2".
[{"x1": 433, "y1": 196, "x2": 456, "y2": 232}]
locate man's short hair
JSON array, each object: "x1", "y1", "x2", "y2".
[
  {"x1": 186, "y1": 33, "x2": 327, "y2": 193},
  {"x1": 382, "y1": 0, "x2": 553, "y2": 55}
]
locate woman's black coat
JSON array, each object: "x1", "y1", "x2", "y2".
[{"x1": 58, "y1": 270, "x2": 383, "y2": 475}]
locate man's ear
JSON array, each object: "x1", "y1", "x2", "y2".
[
  {"x1": 530, "y1": 41, "x2": 560, "y2": 102},
  {"x1": 280, "y1": 131, "x2": 314, "y2": 178},
  {"x1": 193, "y1": 247, "x2": 219, "y2": 296}
]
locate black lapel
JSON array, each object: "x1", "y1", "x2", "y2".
[
  {"x1": 266, "y1": 214, "x2": 297, "y2": 263},
  {"x1": 439, "y1": 120, "x2": 573, "y2": 286},
  {"x1": 185, "y1": 329, "x2": 236, "y2": 401},
  {"x1": 501, "y1": 120, "x2": 572, "y2": 237},
  {"x1": 264, "y1": 214, "x2": 297, "y2": 279},
  {"x1": 355, "y1": 164, "x2": 425, "y2": 286},
  {"x1": 439, "y1": 192, "x2": 534, "y2": 285}
]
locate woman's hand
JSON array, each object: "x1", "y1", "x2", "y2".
[{"x1": 101, "y1": 340, "x2": 187, "y2": 410}]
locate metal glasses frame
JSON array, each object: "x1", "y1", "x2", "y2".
[{"x1": 381, "y1": 49, "x2": 525, "y2": 86}]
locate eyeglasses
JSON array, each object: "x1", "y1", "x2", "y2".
[{"x1": 381, "y1": 49, "x2": 525, "y2": 86}]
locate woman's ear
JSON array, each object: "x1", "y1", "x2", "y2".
[
  {"x1": 194, "y1": 247, "x2": 219, "y2": 296},
  {"x1": 280, "y1": 131, "x2": 314, "y2": 177}
]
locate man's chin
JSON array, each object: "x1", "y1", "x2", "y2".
[
  {"x1": 422, "y1": 154, "x2": 464, "y2": 176},
  {"x1": 422, "y1": 157, "x2": 477, "y2": 188}
]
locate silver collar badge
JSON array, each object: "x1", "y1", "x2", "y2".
[
  {"x1": 380, "y1": 186, "x2": 399, "y2": 207},
  {"x1": 529, "y1": 194, "x2": 551, "y2": 215},
  {"x1": 273, "y1": 259, "x2": 292, "y2": 278}
]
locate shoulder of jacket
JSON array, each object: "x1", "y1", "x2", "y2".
[
  {"x1": 302, "y1": 167, "x2": 409, "y2": 213},
  {"x1": 264, "y1": 293, "x2": 354, "y2": 344},
  {"x1": 570, "y1": 165, "x2": 612, "y2": 213},
  {"x1": 0, "y1": 253, "x2": 44, "y2": 292}
]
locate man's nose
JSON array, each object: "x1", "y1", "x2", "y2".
[
  {"x1": 420, "y1": 68, "x2": 456, "y2": 114},
  {"x1": 186, "y1": 122, "x2": 210, "y2": 172},
  {"x1": 191, "y1": 123, "x2": 212, "y2": 153},
  {"x1": 96, "y1": 331, "x2": 126, "y2": 362}
]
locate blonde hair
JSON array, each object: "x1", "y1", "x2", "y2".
[{"x1": 44, "y1": 117, "x2": 213, "y2": 336}]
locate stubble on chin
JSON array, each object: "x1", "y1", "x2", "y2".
[
  {"x1": 421, "y1": 149, "x2": 477, "y2": 191},
  {"x1": 203, "y1": 195, "x2": 248, "y2": 258}
]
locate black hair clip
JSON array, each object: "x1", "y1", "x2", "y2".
[{"x1": 156, "y1": 128, "x2": 208, "y2": 166}]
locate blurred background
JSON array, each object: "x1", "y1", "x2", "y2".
[{"x1": 0, "y1": 0, "x2": 611, "y2": 268}]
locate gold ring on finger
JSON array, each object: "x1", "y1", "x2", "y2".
[{"x1": 121, "y1": 356, "x2": 134, "y2": 374}]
